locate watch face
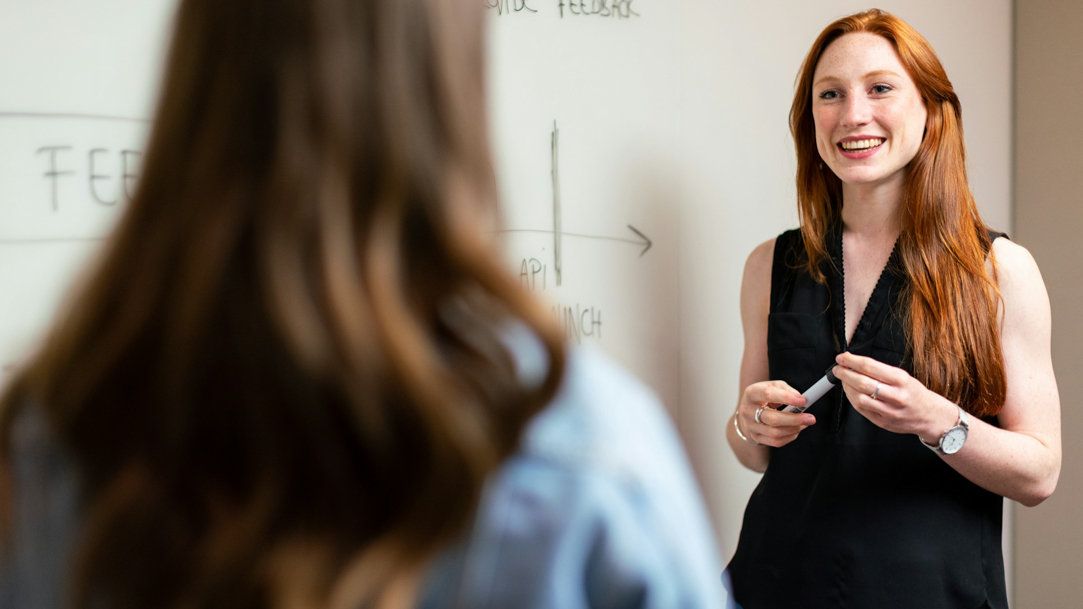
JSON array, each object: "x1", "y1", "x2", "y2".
[{"x1": 941, "y1": 427, "x2": 968, "y2": 454}]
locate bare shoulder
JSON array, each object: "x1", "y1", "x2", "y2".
[
  {"x1": 743, "y1": 237, "x2": 777, "y2": 281},
  {"x1": 737, "y1": 237, "x2": 778, "y2": 341},
  {"x1": 992, "y1": 236, "x2": 1042, "y2": 275},
  {"x1": 992, "y1": 237, "x2": 1047, "y2": 294},
  {"x1": 741, "y1": 237, "x2": 777, "y2": 302},
  {"x1": 991, "y1": 237, "x2": 1051, "y2": 322}
]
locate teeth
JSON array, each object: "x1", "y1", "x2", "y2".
[{"x1": 840, "y1": 138, "x2": 885, "y2": 150}]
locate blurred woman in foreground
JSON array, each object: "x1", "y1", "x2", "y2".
[{"x1": 0, "y1": 1, "x2": 727, "y2": 607}]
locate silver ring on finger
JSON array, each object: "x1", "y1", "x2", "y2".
[
  {"x1": 870, "y1": 382, "x2": 882, "y2": 401},
  {"x1": 755, "y1": 405, "x2": 768, "y2": 425}
]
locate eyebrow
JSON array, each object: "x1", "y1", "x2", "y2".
[{"x1": 813, "y1": 69, "x2": 906, "y2": 89}]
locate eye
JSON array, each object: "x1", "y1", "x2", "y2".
[
  {"x1": 817, "y1": 89, "x2": 841, "y2": 101},
  {"x1": 870, "y1": 83, "x2": 894, "y2": 95}
]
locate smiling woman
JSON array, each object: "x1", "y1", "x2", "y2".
[
  {"x1": 810, "y1": 33, "x2": 927, "y2": 195},
  {"x1": 724, "y1": 8, "x2": 1060, "y2": 609}
]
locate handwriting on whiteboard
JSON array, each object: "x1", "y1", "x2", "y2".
[
  {"x1": 0, "y1": 112, "x2": 147, "y2": 243},
  {"x1": 37, "y1": 145, "x2": 141, "y2": 211},
  {"x1": 518, "y1": 260, "x2": 604, "y2": 344},
  {"x1": 486, "y1": 0, "x2": 537, "y2": 15},
  {"x1": 487, "y1": 0, "x2": 641, "y2": 19},
  {"x1": 503, "y1": 119, "x2": 653, "y2": 345}
]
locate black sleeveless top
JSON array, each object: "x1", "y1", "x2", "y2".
[{"x1": 726, "y1": 227, "x2": 1007, "y2": 609}]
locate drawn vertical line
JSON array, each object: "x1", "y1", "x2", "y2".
[{"x1": 551, "y1": 120, "x2": 562, "y2": 287}]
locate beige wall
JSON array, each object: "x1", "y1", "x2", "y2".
[{"x1": 1013, "y1": 1, "x2": 1083, "y2": 606}]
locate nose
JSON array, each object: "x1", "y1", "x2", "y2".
[{"x1": 840, "y1": 93, "x2": 872, "y2": 128}]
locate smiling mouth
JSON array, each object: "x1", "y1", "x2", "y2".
[{"x1": 838, "y1": 138, "x2": 886, "y2": 152}]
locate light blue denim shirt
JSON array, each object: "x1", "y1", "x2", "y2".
[
  {"x1": 0, "y1": 394, "x2": 82, "y2": 609},
  {"x1": 418, "y1": 331, "x2": 730, "y2": 608},
  {"x1": 1, "y1": 334, "x2": 729, "y2": 608}
]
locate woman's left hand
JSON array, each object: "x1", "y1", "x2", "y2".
[
  {"x1": 832, "y1": 352, "x2": 957, "y2": 442},
  {"x1": 830, "y1": 241, "x2": 1061, "y2": 506}
]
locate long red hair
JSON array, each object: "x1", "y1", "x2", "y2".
[{"x1": 790, "y1": 9, "x2": 1005, "y2": 416}]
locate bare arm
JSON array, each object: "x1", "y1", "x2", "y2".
[
  {"x1": 834, "y1": 238, "x2": 1061, "y2": 505},
  {"x1": 726, "y1": 238, "x2": 816, "y2": 472}
]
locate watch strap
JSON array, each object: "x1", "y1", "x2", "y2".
[
  {"x1": 920, "y1": 405, "x2": 967, "y2": 454},
  {"x1": 919, "y1": 434, "x2": 941, "y2": 452}
]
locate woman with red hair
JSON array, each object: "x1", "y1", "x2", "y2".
[{"x1": 725, "y1": 9, "x2": 1060, "y2": 608}]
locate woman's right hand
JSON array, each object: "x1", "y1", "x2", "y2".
[{"x1": 736, "y1": 380, "x2": 817, "y2": 448}]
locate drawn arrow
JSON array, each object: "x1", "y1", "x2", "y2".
[
  {"x1": 626, "y1": 224, "x2": 652, "y2": 256},
  {"x1": 499, "y1": 225, "x2": 653, "y2": 257},
  {"x1": 498, "y1": 119, "x2": 654, "y2": 288}
]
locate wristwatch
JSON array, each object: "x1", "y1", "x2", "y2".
[{"x1": 920, "y1": 405, "x2": 970, "y2": 455}]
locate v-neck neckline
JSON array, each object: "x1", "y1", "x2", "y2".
[{"x1": 829, "y1": 225, "x2": 901, "y2": 352}]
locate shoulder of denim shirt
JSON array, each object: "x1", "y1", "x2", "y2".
[
  {"x1": 502, "y1": 320, "x2": 683, "y2": 482},
  {"x1": 414, "y1": 322, "x2": 730, "y2": 609},
  {"x1": 1, "y1": 399, "x2": 82, "y2": 609}
]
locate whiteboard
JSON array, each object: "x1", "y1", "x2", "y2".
[
  {"x1": 487, "y1": 1, "x2": 685, "y2": 417},
  {"x1": 0, "y1": 2, "x2": 174, "y2": 381},
  {"x1": 0, "y1": 0, "x2": 1012, "y2": 565}
]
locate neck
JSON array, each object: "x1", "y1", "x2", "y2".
[{"x1": 840, "y1": 178, "x2": 904, "y2": 238}]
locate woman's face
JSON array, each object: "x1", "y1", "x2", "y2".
[{"x1": 811, "y1": 32, "x2": 928, "y2": 192}]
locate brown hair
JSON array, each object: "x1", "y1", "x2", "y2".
[
  {"x1": 0, "y1": 0, "x2": 565, "y2": 607},
  {"x1": 789, "y1": 9, "x2": 1005, "y2": 416}
]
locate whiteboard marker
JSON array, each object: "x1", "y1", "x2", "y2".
[{"x1": 780, "y1": 367, "x2": 839, "y2": 413}]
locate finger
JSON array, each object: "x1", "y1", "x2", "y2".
[
  {"x1": 850, "y1": 394, "x2": 910, "y2": 434},
  {"x1": 835, "y1": 352, "x2": 902, "y2": 385},
  {"x1": 760, "y1": 381, "x2": 804, "y2": 407},
  {"x1": 836, "y1": 370, "x2": 891, "y2": 406},
  {"x1": 832, "y1": 363, "x2": 891, "y2": 398},
  {"x1": 745, "y1": 386, "x2": 804, "y2": 415},
  {"x1": 831, "y1": 364, "x2": 874, "y2": 391},
  {"x1": 758, "y1": 425, "x2": 812, "y2": 448},
  {"x1": 835, "y1": 352, "x2": 889, "y2": 378},
  {"x1": 869, "y1": 381, "x2": 893, "y2": 404},
  {"x1": 770, "y1": 408, "x2": 816, "y2": 428},
  {"x1": 758, "y1": 407, "x2": 816, "y2": 431}
]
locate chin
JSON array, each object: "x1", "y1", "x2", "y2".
[{"x1": 833, "y1": 167, "x2": 903, "y2": 189}]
